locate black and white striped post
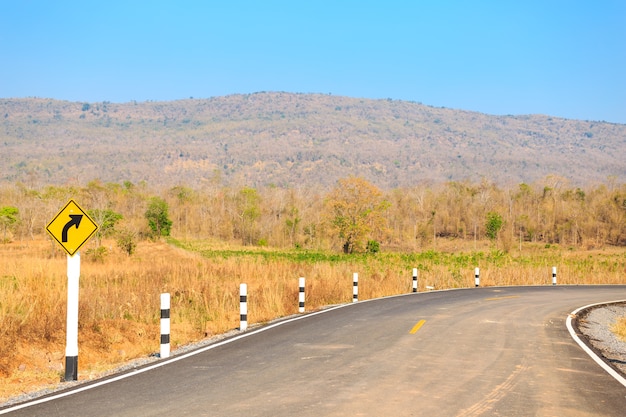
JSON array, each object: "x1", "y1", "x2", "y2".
[
  {"x1": 412, "y1": 268, "x2": 419, "y2": 292},
  {"x1": 240, "y1": 283, "x2": 248, "y2": 331},
  {"x1": 160, "y1": 293, "x2": 170, "y2": 359},
  {"x1": 298, "y1": 277, "x2": 305, "y2": 313},
  {"x1": 552, "y1": 266, "x2": 557, "y2": 286},
  {"x1": 353, "y1": 272, "x2": 359, "y2": 303},
  {"x1": 474, "y1": 267, "x2": 480, "y2": 287}
]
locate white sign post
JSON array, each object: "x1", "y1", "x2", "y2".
[{"x1": 65, "y1": 252, "x2": 81, "y2": 381}]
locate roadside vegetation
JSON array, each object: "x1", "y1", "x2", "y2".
[{"x1": 0, "y1": 176, "x2": 625, "y2": 400}]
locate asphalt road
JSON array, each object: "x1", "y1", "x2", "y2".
[{"x1": 3, "y1": 286, "x2": 626, "y2": 416}]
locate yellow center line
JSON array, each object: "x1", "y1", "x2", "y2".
[
  {"x1": 409, "y1": 319, "x2": 426, "y2": 334},
  {"x1": 484, "y1": 295, "x2": 520, "y2": 301}
]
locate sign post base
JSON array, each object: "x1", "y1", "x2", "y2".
[{"x1": 64, "y1": 356, "x2": 78, "y2": 382}]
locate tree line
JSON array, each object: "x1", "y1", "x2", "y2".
[{"x1": 0, "y1": 175, "x2": 625, "y2": 254}]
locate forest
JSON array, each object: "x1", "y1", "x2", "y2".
[
  {"x1": 3, "y1": 94, "x2": 625, "y2": 249},
  {"x1": 1, "y1": 174, "x2": 625, "y2": 254}
]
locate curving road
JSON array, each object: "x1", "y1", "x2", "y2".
[{"x1": 3, "y1": 286, "x2": 626, "y2": 416}]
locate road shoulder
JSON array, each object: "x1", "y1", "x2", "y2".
[{"x1": 575, "y1": 302, "x2": 626, "y2": 378}]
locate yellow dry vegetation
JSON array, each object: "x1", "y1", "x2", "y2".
[{"x1": 613, "y1": 317, "x2": 626, "y2": 342}]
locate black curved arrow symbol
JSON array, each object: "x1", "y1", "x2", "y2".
[{"x1": 62, "y1": 214, "x2": 83, "y2": 242}]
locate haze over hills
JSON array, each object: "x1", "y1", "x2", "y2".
[{"x1": 1, "y1": 92, "x2": 625, "y2": 190}]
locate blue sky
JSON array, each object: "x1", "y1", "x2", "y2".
[{"x1": 1, "y1": 1, "x2": 625, "y2": 123}]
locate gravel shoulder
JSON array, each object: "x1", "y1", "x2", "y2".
[{"x1": 574, "y1": 302, "x2": 626, "y2": 377}]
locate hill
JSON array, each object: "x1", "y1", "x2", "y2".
[{"x1": 1, "y1": 92, "x2": 625, "y2": 189}]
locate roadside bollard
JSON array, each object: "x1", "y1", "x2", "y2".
[
  {"x1": 160, "y1": 293, "x2": 171, "y2": 358},
  {"x1": 299, "y1": 277, "x2": 305, "y2": 313},
  {"x1": 240, "y1": 284, "x2": 248, "y2": 331}
]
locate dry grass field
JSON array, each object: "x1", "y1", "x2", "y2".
[{"x1": 1, "y1": 237, "x2": 625, "y2": 401}]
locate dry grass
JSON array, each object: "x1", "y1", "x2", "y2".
[
  {"x1": 1, "y1": 238, "x2": 625, "y2": 401},
  {"x1": 613, "y1": 317, "x2": 626, "y2": 342}
]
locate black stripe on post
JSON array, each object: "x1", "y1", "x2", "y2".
[{"x1": 64, "y1": 356, "x2": 78, "y2": 382}]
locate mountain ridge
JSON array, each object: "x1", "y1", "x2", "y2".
[{"x1": 1, "y1": 92, "x2": 625, "y2": 189}]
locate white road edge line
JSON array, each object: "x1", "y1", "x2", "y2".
[{"x1": 566, "y1": 299, "x2": 626, "y2": 388}]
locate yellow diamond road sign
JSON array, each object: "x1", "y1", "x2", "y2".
[{"x1": 46, "y1": 200, "x2": 99, "y2": 256}]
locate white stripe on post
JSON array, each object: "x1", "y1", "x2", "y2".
[
  {"x1": 240, "y1": 283, "x2": 248, "y2": 331},
  {"x1": 412, "y1": 268, "x2": 418, "y2": 293},
  {"x1": 475, "y1": 267, "x2": 480, "y2": 287},
  {"x1": 299, "y1": 277, "x2": 305, "y2": 313},
  {"x1": 353, "y1": 272, "x2": 359, "y2": 303},
  {"x1": 552, "y1": 266, "x2": 557, "y2": 286},
  {"x1": 160, "y1": 293, "x2": 171, "y2": 359}
]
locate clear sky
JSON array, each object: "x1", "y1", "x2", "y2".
[{"x1": 1, "y1": 0, "x2": 625, "y2": 123}]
